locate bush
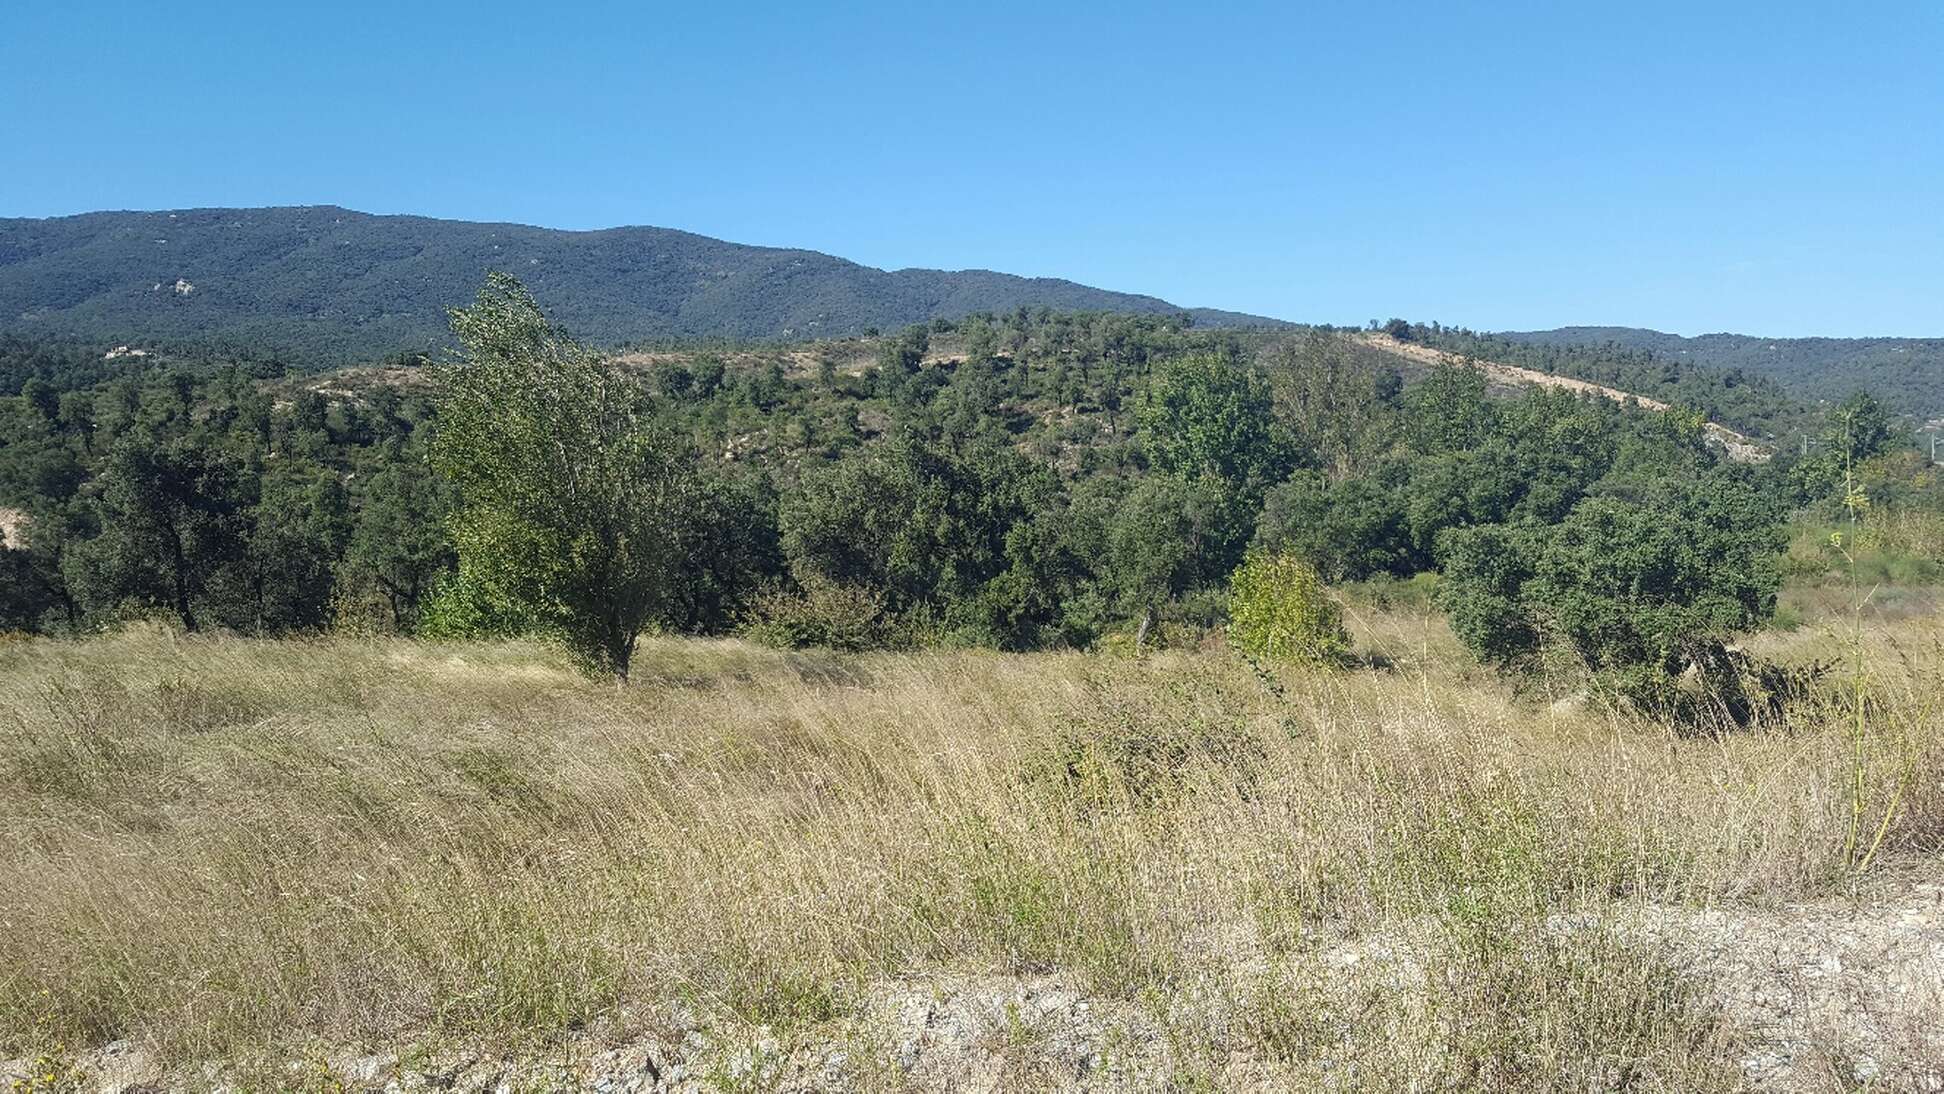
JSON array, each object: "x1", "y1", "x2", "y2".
[
  {"x1": 741, "y1": 577, "x2": 895, "y2": 652},
  {"x1": 1438, "y1": 474, "x2": 1790, "y2": 728},
  {"x1": 1226, "y1": 552, "x2": 1350, "y2": 665},
  {"x1": 416, "y1": 569, "x2": 535, "y2": 640}
]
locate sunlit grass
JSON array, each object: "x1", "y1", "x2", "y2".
[{"x1": 0, "y1": 613, "x2": 1938, "y2": 1086}]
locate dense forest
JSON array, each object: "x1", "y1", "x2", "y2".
[
  {"x1": 1500, "y1": 326, "x2": 1944, "y2": 418},
  {"x1": 0, "y1": 207, "x2": 1278, "y2": 363},
  {"x1": 4, "y1": 278, "x2": 1926, "y2": 726},
  {"x1": 1383, "y1": 321, "x2": 1812, "y2": 440}
]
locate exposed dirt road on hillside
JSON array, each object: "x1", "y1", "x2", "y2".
[{"x1": 1356, "y1": 332, "x2": 1771, "y2": 462}]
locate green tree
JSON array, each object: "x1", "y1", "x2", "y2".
[
  {"x1": 1256, "y1": 470, "x2": 1419, "y2": 581},
  {"x1": 1103, "y1": 476, "x2": 1226, "y2": 648},
  {"x1": 344, "y1": 457, "x2": 456, "y2": 632},
  {"x1": 1830, "y1": 391, "x2": 1893, "y2": 464},
  {"x1": 1439, "y1": 473, "x2": 1786, "y2": 720},
  {"x1": 240, "y1": 459, "x2": 351, "y2": 633},
  {"x1": 1264, "y1": 331, "x2": 1400, "y2": 478},
  {"x1": 64, "y1": 432, "x2": 249, "y2": 631},
  {"x1": 1789, "y1": 391, "x2": 1897, "y2": 504},
  {"x1": 1227, "y1": 552, "x2": 1349, "y2": 664},
  {"x1": 1136, "y1": 352, "x2": 1293, "y2": 489},
  {"x1": 1403, "y1": 360, "x2": 1493, "y2": 452},
  {"x1": 667, "y1": 470, "x2": 782, "y2": 634},
  {"x1": 776, "y1": 436, "x2": 1062, "y2": 644},
  {"x1": 434, "y1": 273, "x2": 698, "y2": 684}
]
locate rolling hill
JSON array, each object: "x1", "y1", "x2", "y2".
[
  {"x1": 1500, "y1": 326, "x2": 1944, "y2": 418},
  {"x1": 0, "y1": 206, "x2": 1284, "y2": 363}
]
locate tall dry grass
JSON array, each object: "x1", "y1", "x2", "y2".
[{"x1": 0, "y1": 612, "x2": 1939, "y2": 1087}]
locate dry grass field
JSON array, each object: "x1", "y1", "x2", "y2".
[{"x1": 2, "y1": 603, "x2": 1941, "y2": 1091}]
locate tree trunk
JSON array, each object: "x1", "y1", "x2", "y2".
[
  {"x1": 167, "y1": 525, "x2": 197, "y2": 632},
  {"x1": 1133, "y1": 606, "x2": 1153, "y2": 651},
  {"x1": 610, "y1": 626, "x2": 634, "y2": 689},
  {"x1": 174, "y1": 583, "x2": 197, "y2": 632}
]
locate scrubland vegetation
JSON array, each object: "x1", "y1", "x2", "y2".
[
  {"x1": 2, "y1": 595, "x2": 1940, "y2": 1089},
  {"x1": 4, "y1": 277, "x2": 1944, "y2": 1089}
]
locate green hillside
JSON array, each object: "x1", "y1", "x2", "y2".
[
  {"x1": 1501, "y1": 326, "x2": 1944, "y2": 417},
  {"x1": 0, "y1": 206, "x2": 1282, "y2": 364}
]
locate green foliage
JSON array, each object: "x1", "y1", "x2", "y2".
[
  {"x1": 1262, "y1": 331, "x2": 1402, "y2": 477},
  {"x1": 245, "y1": 459, "x2": 351, "y2": 634},
  {"x1": 434, "y1": 273, "x2": 699, "y2": 682},
  {"x1": 742, "y1": 577, "x2": 895, "y2": 652},
  {"x1": 0, "y1": 281, "x2": 1859, "y2": 691},
  {"x1": 1136, "y1": 352, "x2": 1295, "y2": 491},
  {"x1": 777, "y1": 435, "x2": 1071, "y2": 647},
  {"x1": 61, "y1": 432, "x2": 250, "y2": 632},
  {"x1": 1258, "y1": 385, "x2": 1721, "y2": 586},
  {"x1": 1101, "y1": 476, "x2": 1235, "y2": 642},
  {"x1": 1226, "y1": 553, "x2": 1349, "y2": 664},
  {"x1": 1496, "y1": 325, "x2": 1944, "y2": 420},
  {"x1": 1256, "y1": 471, "x2": 1417, "y2": 582},
  {"x1": 1402, "y1": 361, "x2": 1493, "y2": 452},
  {"x1": 1439, "y1": 473, "x2": 1788, "y2": 722},
  {"x1": 1788, "y1": 391, "x2": 1898, "y2": 505},
  {"x1": 342, "y1": 455, "x2": 455, "y2": 632},
  {"x1": 1414, "y1": 324, "x2": 1817, "y2": 436},
  {"x1": 416, "y1": 568, "x2": 535, "y2": 640},
  {"x1": 668, "y1": 471, "x2": 783, "y2": 634}
]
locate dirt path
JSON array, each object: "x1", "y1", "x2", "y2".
[{"x1": 1355, "y1": 332, "x2": 1771, "y2": 462}]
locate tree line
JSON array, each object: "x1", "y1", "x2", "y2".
[{"x1": 0, "y1": 276, "x2": 1918, "y2": 716}]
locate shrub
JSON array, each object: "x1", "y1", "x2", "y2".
[
  {"x1": 1226, "y1": 552, "x2": 1350, "y2": 665},
  {"x1": 416, "y1": 568, "x2": 537, "y2": 640},
  {"x1": 741, "y1": 577, "x2": 895, "y2": 652},
  {"x1": 1438, "y1": 473, "x2": 1790, "y2": 727}
]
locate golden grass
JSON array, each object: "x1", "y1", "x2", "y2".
[{"x1": 1, "y1": 613, "x2": 1939, "y2": 1088}]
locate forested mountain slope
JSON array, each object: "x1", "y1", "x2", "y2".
[
  {"x1": 0, "y1": 206, "x2": 1282, "y2": 363},
  {"x1": 1501, "y1": 326, "x2": 1944, "y2": 417},
  {"x1": 1355, "y1": 332, "x2": 1769, "y2": 460}
]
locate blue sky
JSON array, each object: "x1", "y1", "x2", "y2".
[{"x1": 4, "y1": 1, "x2": 1940, "y2": 335}]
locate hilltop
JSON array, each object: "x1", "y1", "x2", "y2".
[{"x1": 0, "y1": 206, "x2": 1283, "y2": 364}]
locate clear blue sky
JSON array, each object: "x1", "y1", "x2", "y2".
[{"x1": 4, "y1": 1, "x2": 1940, "y2": 336}]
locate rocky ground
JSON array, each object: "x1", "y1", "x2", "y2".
[
  {"x1": 10, "y1": 873, "x2": 1941, "y2": 1093},
  {"x1": 1649, "y1": 868, "x2": 1944, "y2": 1090}
]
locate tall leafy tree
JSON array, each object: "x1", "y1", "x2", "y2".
[
  {"x1": 778, "y1": 435, "x2": 1062, "y2": 642},
  {"x1": 1788, "y1": 390, "x2": 1898, "y2": 505},
  {"x1": 1135, "y1": 352, "x2": 1296, "y2": 583},
  {"x1": 1402, "y1": 360, "x2": 1494, "y2": 452},
  {"x1": 1136, "y1": 352, "x2": 1294, "y2": 489},
  {"x1": 241, "y1": 459, "x2": 352, "y2": 633},
  {"x1": 1103, "y1": 476, "x2": 1228, "y2": 648},
  {"x1": 434, "y1": 273, "x2": 696, "y2": 683},
  {"x1": 1263, "y1": 331, "x2": 1401, "y2": 478},
  {"x1": 344, "y1": 456, "x2": 456, "y2": 633},
  {"x1": 64, "y1": 432, "x2": 249, "y2": 631}
]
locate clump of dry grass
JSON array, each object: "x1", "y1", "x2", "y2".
[{"x1": 0, "y1": 614, "x2": 1938, "y2": 1086}]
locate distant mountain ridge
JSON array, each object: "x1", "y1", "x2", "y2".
[
  {"x1": 0, "y1": 206, "x2": 1284, "y2": 362},
  {"x1": 1499, "y1": 326, "x2": 1944, "y2": 416}
]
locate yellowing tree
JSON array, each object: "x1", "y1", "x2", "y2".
[{"x1": 1226, "y1": 552, "x2": 1349, "y2": 664}]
